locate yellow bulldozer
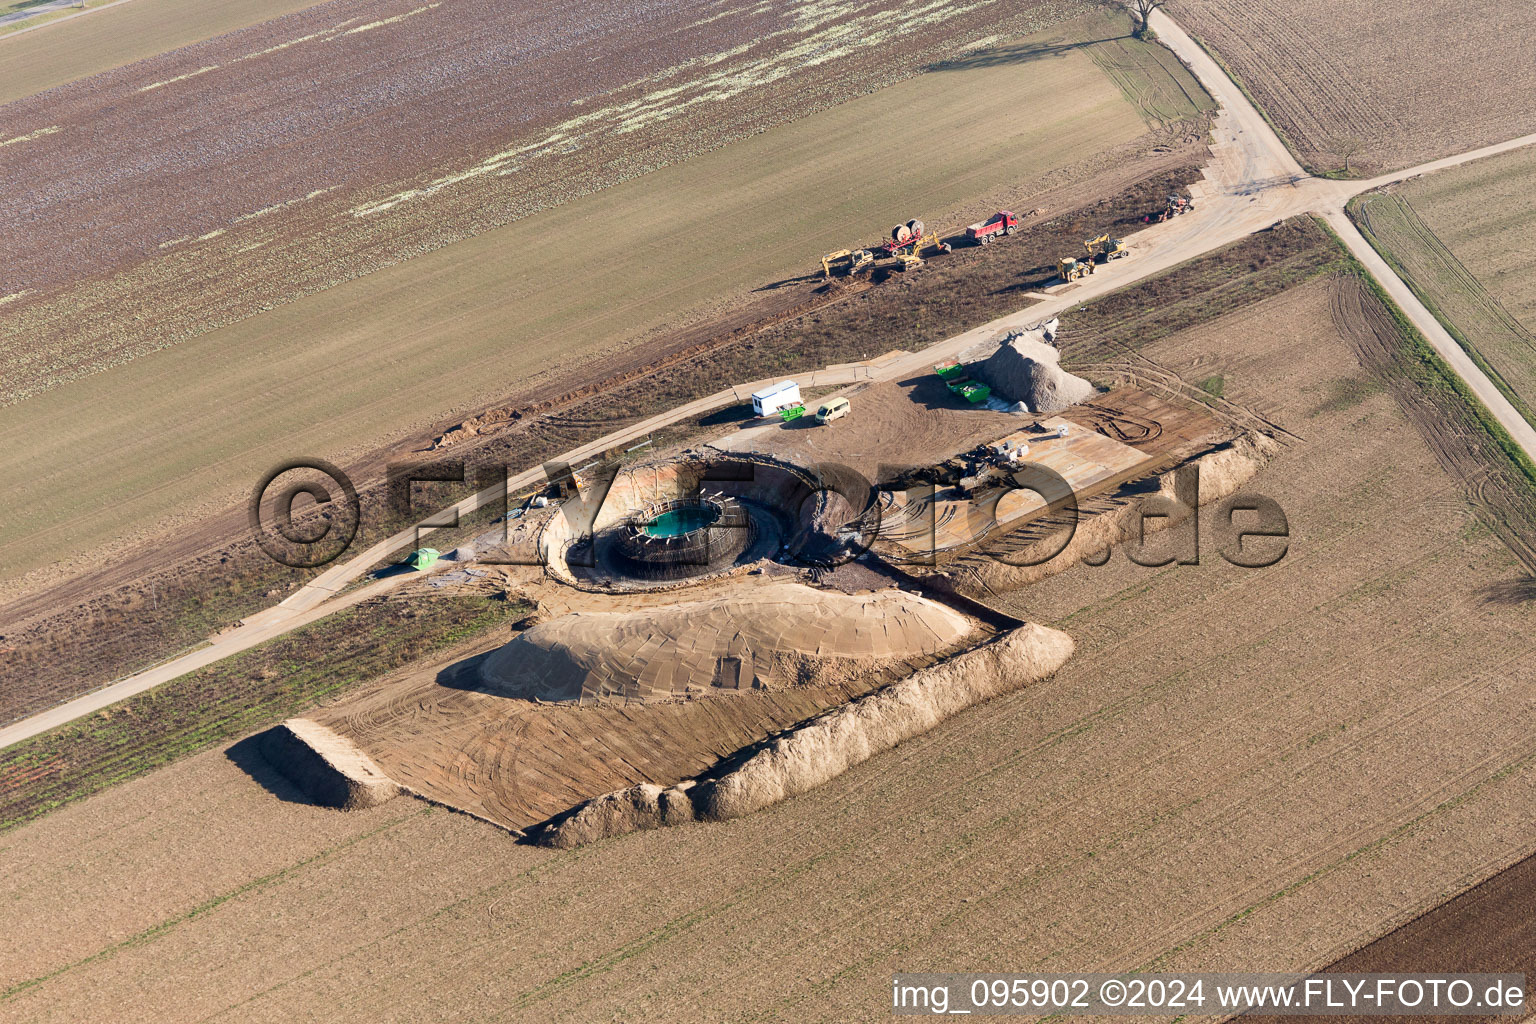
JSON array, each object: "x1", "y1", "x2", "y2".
[
  {"x1": 1058, "y1": 256, "x2": 1094, "y2": 281},
  {"x1": 1085, "y1": 233, "x2": 1129, "y2": 262}
]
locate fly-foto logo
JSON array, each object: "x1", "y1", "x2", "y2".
[{"x1": 248, "y1": 455, "x2": 1289, "y2": 571}]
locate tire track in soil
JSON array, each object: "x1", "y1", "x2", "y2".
[{"x1": 1330, "y1": 272, "x2": 1536, "y2": 571}]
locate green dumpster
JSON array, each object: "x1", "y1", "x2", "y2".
[{"x1": 404, "y1": 547, "x2": 440, "y2": 570}]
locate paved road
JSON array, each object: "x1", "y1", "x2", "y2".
[
  {"x1": 0, "y1": 0, "x2": 71, "y2": 27},
  {"x1": 0, "y1": 0, "x2": 109, "y2": 31},
  {"x1": 5, "y1": 8, "x2": 1536, "y2": 752}
]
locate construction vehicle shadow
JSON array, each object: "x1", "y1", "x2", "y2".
[
  {"x1": 927, "y1": 37, "x2": 1127, "y2": 73},
  {"x1": 1478, "y1": 576, "x2": 1536, "y2": 606},
  {"x1": 990, "y1": 266, "x2": 1060, "y2": 296},
  {"x1": 754, "y1": 271, "x2": 826, "y2": 292}
]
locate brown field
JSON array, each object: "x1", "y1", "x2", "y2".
[
  {"x1": 0, "y1": 6, "x2": 1210, "y2": 597},
  {"x1": 1353, "y1": 146, "x2": 1536, "y2": 428},
  {"x1": 1168, "y1": 0, "x2": 1536, "y2": 174},
  {"x1": 0, "y1": 593, "x2": 522, "y2": 833},
  {"x1": 1322, "y1": 849, "x2": 1536, "y2": 1024},
  {"x1": 7, "y1": 228, "x2": 1536, "y2": 1019},
  {"x1": 0, "y1": 2, "x2": 1196, "y2": 402}
]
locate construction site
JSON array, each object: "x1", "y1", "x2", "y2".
[
  {"x1": 5, "y1": 0, "x2": 1536, "y2": 1021},
  {"x1": 251, "y1": 294, "x2": 1246, "y2": 842}
]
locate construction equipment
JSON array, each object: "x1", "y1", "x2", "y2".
[
  {"x1": 403, "y1": 548, "x2": 440, "y2": 570},
  {"x1": 882, "y1": 218, "x2": 951, "y2": 270},
  {"x1": 953, "y1": 380, "x2": 991, "y2": 404},
  {"x1": 821, "y1": 247, "x2": 874, "y2": 278},
  {"x1": 1085, "y1": 233, "x2": 1129, "y2": 263},
  {"x1": 1058, "y1": 256, "x2": 1093, "y2": 281},
  {"x1": 821, "y1": 217, "x2": 950, "y2": 278},
  {"x1": 1146, "y1": 193, "x2": 1195, "y2": 223},
  {"x1": 965, "y1": 210, "x2": 1018, "y2": 246}
]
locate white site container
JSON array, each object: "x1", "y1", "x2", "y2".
[{"x1": 751, "y1": 380, "x2": 802, "y2": 417}]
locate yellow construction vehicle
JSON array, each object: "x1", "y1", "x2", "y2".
[
  {"x1": 1085, "y1": 233, "x2": 1129, "y2": 262},
  {"x1": 883, "y1": 218, "x2": 951, "y2": 271},
  {"x1": 1058, "y1": 256, "x2": 1093, "y2": 281},
  {"x1": 821, "y1": 247, "x2": 874, "y2": 278},
  {"x1": 823, "y1": 217, "x2": 950, "y2": 278}
]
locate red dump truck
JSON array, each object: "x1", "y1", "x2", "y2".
[{"x1": 966, "y1": 211, "x2": 1018, "y2": 246}]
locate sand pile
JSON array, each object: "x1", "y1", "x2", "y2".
[
  {"x1": 535, "y1": 622, "x2": 1074, "y2": 847},
  {"x1": 478, "y1": 582, "x2": 972, "y2": 703},
  {"x1": 974, "y1": 330, "x2": 1094, "y2": 413},
  {"x1": 541, "y1": 781, "x2": 698, "y2": 849}
]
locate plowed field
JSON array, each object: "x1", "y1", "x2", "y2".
[
  {"x1": 6, "y1": 247, "x2": 1536, "y2": 1022},
  {"x1": 1169, "y1": 0, "x2": 1536, "y2": 174},
  {"x1": 0, "y1": 0, "x2": 322, "y2": 102},
  {"x1": 0, "y1": 0, "x2": 1142, "y2": 401},
  {"x1": 1353, "y1": 146, "x2": 1536, "y2": 428}
]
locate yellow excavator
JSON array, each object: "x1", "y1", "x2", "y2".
[
  {"x1": 822, "y1": 218, "x2": 951, "y2": 277},
  {"x1": 1085, "y1": 233, "x2": 1129, "y2": 262},
  {"x1": 822, "y1": 247, "x2": 874, "y2": 278}
]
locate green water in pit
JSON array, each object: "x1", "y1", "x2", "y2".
[{"x1": 641, "y1": 505, "x2": 718, "y2": 538}]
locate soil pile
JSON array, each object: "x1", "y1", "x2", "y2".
[
  {"x1": 694, "y1": 622, "x2": 1073, "y2": 821},
  {"x1": 541, "y1": 781, "x2": 698, "y2": 849},
  {"x1": 975, "y1": 330, "x2": 1094, "y2": 413},
  {"x1": 260, "y1": 718, "x2": 402, "y2": 810},
  {"x1": 535, "y1": 622, "x2": 1074, "y2": 846},
  {"x1": 477, "y1": 582, "x2": 972, "y2": 703},
  {"x1": 939, "y1": 430, "x2": 1281, "y2": 595}
]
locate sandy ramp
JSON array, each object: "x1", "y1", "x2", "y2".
[
  {"x1": 477, "y1": 582, "x2": 974, "y2": 703},
  {"x1": 315, "y1": 581, "x2": 979, "y2": 831}
]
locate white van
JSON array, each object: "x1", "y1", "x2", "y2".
[
  {"x1": 815, "y1": 397, "x2": 850, "y2": 424},
  {"x1": 751, "y1": 380, "x2": 802, "y2": 417}
]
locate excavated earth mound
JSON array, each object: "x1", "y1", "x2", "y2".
[
  {"x1": 975, "y1": 330, "x2": 1095, "y2": 413},
  {"x1": 537, "y1": 621, "x2": 1075, "y2": 847},
  {"x1": 477, "y1": 582, "x2": 973, "y2": 703}
]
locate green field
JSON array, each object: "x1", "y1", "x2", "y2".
[
  {"x1": 1352, "y1": 146, "x2": 1536, "y2": 429},
  {"x1": 0, "y1": 18, "x2": 1209, "y2": 588},
  {"x1": 0, "y1": 0, "x2": 321, "y2": 103}
]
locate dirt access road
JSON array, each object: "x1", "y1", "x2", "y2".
[
  {"x1": 0, "y1": 0, "x2": 88, "y2": 30},
  {"x1": 5, "y1": 5, "x2": 1536, "y2": 753}
]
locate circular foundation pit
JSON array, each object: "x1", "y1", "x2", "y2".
[{"x1": 611, "y1": 497, "x2": 758, "y2": 582}]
